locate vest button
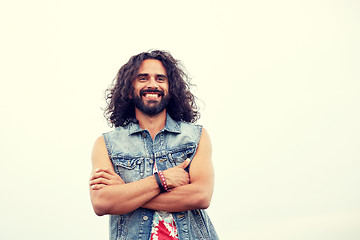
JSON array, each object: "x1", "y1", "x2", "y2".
[{"x1": 143, "y1": 216, "x2": 148, "y2": 221}]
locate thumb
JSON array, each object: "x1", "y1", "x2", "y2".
[{"x1": 178, "y1": 158, "x2": 191, "y2": 169}]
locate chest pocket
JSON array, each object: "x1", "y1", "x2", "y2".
[
  {"x1": 111, "y1": 155, "x2": 144, "y2": 183},
  {"x1": 168, "y1": 143, "x2": 197, "y2": 169}
]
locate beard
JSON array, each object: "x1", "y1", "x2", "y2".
[{"x1": 132, "y1": 89, "x2": 170, "y2": 116}]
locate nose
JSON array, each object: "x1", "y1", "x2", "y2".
[{"x1": 147, "y1": 77, "x2": 159, "y2": 89}]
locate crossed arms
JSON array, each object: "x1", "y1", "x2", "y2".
[{"x1": 89, "y1": 129, "x2": 215, "y2": 216}]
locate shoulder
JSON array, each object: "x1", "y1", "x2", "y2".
[
  {"x1": 198, "y1": 128, "x2": 211, "y2": 149},
  {"x1": 101, "y1": 127, "x2": 127, "y2": 154},
  {"x1": 178, "y1": 121, "x2": 202, "y2": 129},
  {"x1": 103, "y1": 126, "x2": 127, "y2": 137},
  {"x1": 102, "y1": 126, "x2": 129, "y2": 143},
  {"x1": 91, "y1": 136, "x2": 110, "y2": 161},
  {"x1": 167, "y1": 121, "x2": 206, "y2": 150},
  {"x1": 177, "y1": 121, "x2": 203, "y2": 138},
  {"x1": 91, "y1": 135, "x2": 114, "y2": 173}
]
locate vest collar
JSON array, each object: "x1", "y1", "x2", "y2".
[{"x1": 127, "y1": 113, "x2": 181, "y2": 135}]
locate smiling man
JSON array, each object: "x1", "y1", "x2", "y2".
[
  {"x1": 89, "y1": 50, "x2": 219, "y2": 240},
  {"x1": 132, "y1": 59, "x2": 170, "y2": 121}
]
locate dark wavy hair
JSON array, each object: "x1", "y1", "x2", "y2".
[{"x1": 104, "y1": 50, "x2": 200, "y2": 127}]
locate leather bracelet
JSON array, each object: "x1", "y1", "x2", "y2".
[
  {"x1": 154, "y1": 172, "x2": 166, "y2": 192},
  {"x1": 158, "y1": 171, "x2": 169, "y2": 192}
]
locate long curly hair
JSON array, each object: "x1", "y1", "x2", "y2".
[{"x1": 104, "y1": 50, "x2": 200, "y2": 127}]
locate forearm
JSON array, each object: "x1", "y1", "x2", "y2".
[
  {"x1": 90, "y1": 157, "x2": 192, "y2": 216},
  {"x1": 142, "y1": 182, "x2": 212, "y2": 212},
  {"x1": 90, "y1": 175, "x2": 160, "y2": 216}
]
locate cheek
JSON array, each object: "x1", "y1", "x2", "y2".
[{"x1": 163, "y1": 82, "x2": 170, "y2": 92}]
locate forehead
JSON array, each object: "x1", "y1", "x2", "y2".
[{"x1": 137, "y1": 59, "x2": 167, "y2": 75}]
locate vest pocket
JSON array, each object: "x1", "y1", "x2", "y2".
[
  {"x1": 168, "y1": 143, "x2": 197, "y2": 166},
  {"x1": 111, "y1": 155, "x2": 143, "y2": 183}
]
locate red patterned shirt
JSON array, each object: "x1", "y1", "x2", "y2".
[{"x1": 150, "y1": 163, "x2": 179, "y2": 240}]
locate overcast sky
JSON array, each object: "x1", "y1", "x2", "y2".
[{"x1": 1, "y1": 0, "x2": 360, "y2": 239}]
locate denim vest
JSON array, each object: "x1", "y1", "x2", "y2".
[{"x1": 103, "y1": 114, "x2": 219, "y2": 240}]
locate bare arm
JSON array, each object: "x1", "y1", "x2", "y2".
[
  {"x1": 89, "y1": 136, "x2": 161, "y2": 215},
  {"x1": 141, "y1": 128, "x2": 215, "y2": 212},
  {"x1": 89, "y1": 136, "x2": 190, "y2": 216}
]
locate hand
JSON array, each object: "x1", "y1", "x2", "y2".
[
  {"x1": 162, "y1": 159, "x2": 191, "y2": 189},
  {"x1": 89, "y1": 168, "x2": 125, "y2": 190}
]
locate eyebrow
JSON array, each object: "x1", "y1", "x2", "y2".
[
  {"x1": 157, "y1": 74, "x2": 167, "y2": 78},
  {"x1": 136, "y1": 73, "x2": 167, "y2": 78}
]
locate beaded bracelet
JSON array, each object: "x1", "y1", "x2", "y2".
[
  {"x1": 154, "y1": 172, "x2": 166, "y2": 192},
  {"x1": 158, "y1": 171, "x2": 169, "y2": 192}
]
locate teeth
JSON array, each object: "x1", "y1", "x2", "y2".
[{"x1": 145, "y1": 93, "x2": 159, "y2": 98}]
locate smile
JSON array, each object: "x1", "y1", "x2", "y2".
[
  {"x1": 144, "y1": 93, "x2": 160, "y2": 98},
  {"x1": 140, "y1": 89, "x2": 164, "y2": 101},
  {"x1": 143, "y1": 93, "x2": 162, "y2": 101}
]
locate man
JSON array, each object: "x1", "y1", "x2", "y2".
[{"x1": 89, "y1": 50, "x2": 218, "y2": 240}]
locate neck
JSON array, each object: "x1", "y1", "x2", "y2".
[{"x1": 135, "y1": 108, "x2": 167, "y2": 139}]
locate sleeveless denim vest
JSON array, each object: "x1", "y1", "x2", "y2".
[{"x1": 103, "y1": 114, "x2": 219, "y2": 240}]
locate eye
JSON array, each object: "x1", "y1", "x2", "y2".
[
  {"x1": 138, "y1": 76, "x2": 148, "y2": 82},
  {"x1": 157, "y1": 76, "x2": 166, "y2": 82}
]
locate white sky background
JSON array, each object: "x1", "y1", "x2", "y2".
[{"x1": 1, "y1": 0, "x2": 359, "y2": 239}]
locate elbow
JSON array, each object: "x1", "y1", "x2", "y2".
[
  {"x1": 90, "y1": 190, "x2": 111, "y2": 216},
  {"x1": 93, "y1": 203, "x2": 108, "y2": 216},
  {"x1": 193, "y1": 192, "x2": 212, "y2": 210},
  {"x1": 92, "y1": 198, "x2": 110, "y2": 216},
  {"x1": 90, "y1": 190, "x2": 131, "y2": 216},
  {"x1": 93, "y1": 203, "x2": 129, "y2": 216},
  {"x1": 199, "y1": 195, "x2": 211, "y2": 209}
]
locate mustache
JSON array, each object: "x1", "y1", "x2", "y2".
[{"x1": 139, "y1": 89, "x2": 164, "y2": 96}]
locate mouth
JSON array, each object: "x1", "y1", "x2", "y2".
[{"x1": 140, "y1": 90, "x2": 164, "y2": 101}]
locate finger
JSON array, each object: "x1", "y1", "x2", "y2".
[
  {"x1": 90, "y1": 184, "x2": 106, "y2": 190},
  {"x1": 96, "y1": 168, "x2": 117, "y2": 176},
  {"x1": 90, "y1": 171, "x2": 112, "y2": 181},
  {"x1": 178, "y1": 158, "x2": 191, "y2": 169},
  {"x1": 90, "y1": 177, "x2": 111, "y2": 186}
]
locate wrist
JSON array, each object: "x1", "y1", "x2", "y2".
[
  {"x1": 158, "y1": 171, "x2": 170, "y2": 192},
  {"x1": 154, "y1": 171, "x2": 170, "y2": 192}
]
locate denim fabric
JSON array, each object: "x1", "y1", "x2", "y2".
[{"x1": 103, "y1": 114, "x2": 219, "y2": 240}]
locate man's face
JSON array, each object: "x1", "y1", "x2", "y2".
[{"x1": 131, "y1": 59, "x2": 170, "y2": 116}]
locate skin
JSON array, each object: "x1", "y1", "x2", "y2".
[{"x1": 89, "y1": 59, "x2": 215, "y2": 215}]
